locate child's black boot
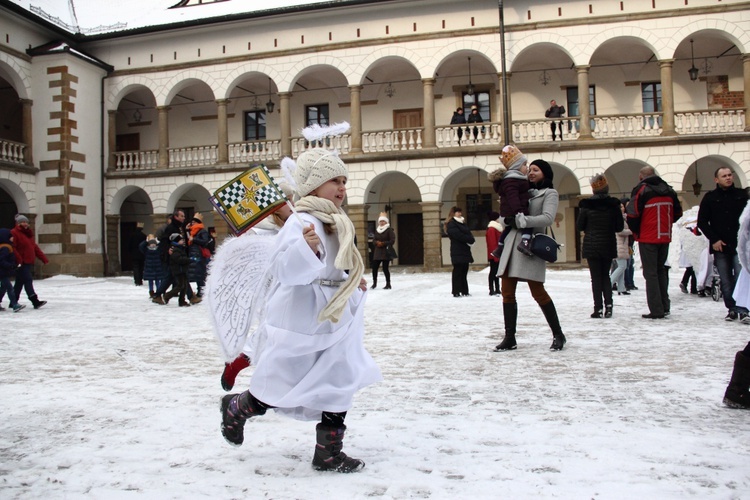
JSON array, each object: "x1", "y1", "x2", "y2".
[
  {"x1": 312, "y1": 424, "x2": 365, "y2": 473},
  {"x1": 220, "y1": 391, "x2": 267, "y2": 445}
]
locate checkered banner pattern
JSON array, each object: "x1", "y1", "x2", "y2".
[{"x1": 210, "y1": 164, "x2": 287, "y2": 235}]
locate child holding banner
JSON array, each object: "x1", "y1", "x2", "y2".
[{"x1": 219, "y1": 145, "x2": 382, "y2": 473}]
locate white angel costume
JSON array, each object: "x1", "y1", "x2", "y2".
[
  {"x1": 733, "y1": 200, "x2": 750, "y2": 309},
  {"x1": 249, "y1": 212, "x2": 382, "y2": 421}
]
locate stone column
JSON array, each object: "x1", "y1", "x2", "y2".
[
  {"x1": 107, "y1": 110, "x2": 117, "y2": 170},
  {"x1": 280, "y1": 93, "x2": 292, "y2": 158},
  {"x1": 422, "y1": 78, "x2": 436, "y2": 148},
  {"x1": 744, "y1": 54, "x2": 750, "y2": 131},
  {"x1": 349, "y1": 85, "x2": 363, "y2": 153},
  {"x1": 346, "y1": 203, "x2": 369, "y2": 267},
  {"x1": 659, "y1": 59, "x2": 677, "y2": 136},
  {"x1": 157, "y1": 106, "x2": 170, "y2": 168},
  {"x1": 217, "y1": 99, "x2": 229, "y2": 164},
  {"x1": 21, "y1": 99, "x2": 33, "y2": 165},
  {"x1": 576, "y1": 66, "x2": 593, "y2": 140},
  {"x1": 106, "y1": 214, "x2": 121, "y2": 275},
  {"x1": 421, "y1": 201, "x2": 443, "y2": 269}
]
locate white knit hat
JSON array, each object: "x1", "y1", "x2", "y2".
[{"x1": 293, "y1": 148, "x2": 348, "y2": 197}]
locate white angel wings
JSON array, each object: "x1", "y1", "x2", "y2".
[{"x1": 205, "y1": 233, "x2": 277, "y2": 362}]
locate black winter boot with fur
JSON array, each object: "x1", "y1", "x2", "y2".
[{"x1": 312, "y1": 424, "x2": 365, "y2": 473}]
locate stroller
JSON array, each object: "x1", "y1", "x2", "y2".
[{"x1": 709, "y1": 264, "x2": 722, "y2": 302}]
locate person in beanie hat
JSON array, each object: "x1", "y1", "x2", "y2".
[
  {"x1": 577, "y1": 173, "x2": 624, "y2": 318},
  {"x1": 186, "y1": 212, "x2": 210, "y2": 302},
  {"x1": 139, "y1": 234, "x2": 164, "y2": 298},
  {"x1": 371, "y1": 212, "x2": 395, "y2": 289},
  {"x1": 487, "y1": 145, "x2": 534, "y2": 257},
  {"x1": 220, "y1": 135, "x2": 382, "y2": 473},
  {"x1": 485, "y1": 211, "x2": 502, "y2": 296},
  {"x1": 11, "y1": 214, "x2": 48, "y2": 309},
  {"x1": 0, "y1": 228, "x2": 25, "y2": 312},
  {"x1": 493, "y1": 158, "x2": 567, "y2": 351}
]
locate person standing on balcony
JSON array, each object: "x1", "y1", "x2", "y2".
[
  {"x1": 626, "y1": 166, "x2": 682, "y2": 319},
  {"x1": 450, "y1": 107, "x2": 466, "y2": 145},
  {"x1": 697, "y1": 166, "x2": 750, "y2": 323},
  {"x1": 467, "y1": 105, "x2": 483, "y2": 142},
  {"x1": 545, "y1": 100, "x2": 566, "y2": 141}
]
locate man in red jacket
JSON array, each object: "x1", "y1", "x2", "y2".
[
  {"x1": 11, "y1": 214, "x2": 48, "y2": 309},
  {"x1": 626, "y1": 166, "x2": 683, "y2": 319}
]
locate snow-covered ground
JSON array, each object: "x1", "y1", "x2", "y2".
[{"x1": 1, "y1": 267, "x2": 749, "y2": 499}]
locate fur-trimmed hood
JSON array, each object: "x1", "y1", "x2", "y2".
[{"x1": 488, "y1": 167, "x2": 506, "y2": 183}]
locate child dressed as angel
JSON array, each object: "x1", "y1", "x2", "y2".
[{"x1": 219, "y1": 143, "x2": 382, "y2": 473}]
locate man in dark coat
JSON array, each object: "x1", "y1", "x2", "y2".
[
  {"x1": 545, "y1": 99, "x2": 566, "y2": 141},
  {"x1": 697, "y1": 166, "x2": 750, "y2": 322},
  {"x1": 152, "y1": 209, "x2": 186, "y2": 304},
  {"x1": 626, "y1": 166, "x2": 682, "y2": 319},
  {"x1": 128, "y1": 222, "x2": 147, "y2": 286},
  {"x1": 450, "y1": 107, "x2": 466, "y2": 145}
]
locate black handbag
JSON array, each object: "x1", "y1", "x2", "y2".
[
  {"x1": 530, "y1": 227, "x2": 561, "y2": 263},
  {"x1": 386, "y1": 244, "x2": 398, "y2": 261}
]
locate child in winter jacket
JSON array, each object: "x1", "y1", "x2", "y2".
[
  {"x1": 488, "y1": 145, "x2": 534, "y2": 257},
  {"x1": 0, "y1": 228, "x2": 25, "y2": 312},
  {"x1": 165, "y1": 233, "x2": 191, "y2": 307},
  {"x1": 139, "y1": 234, "x2": 164, "y2": 298}
]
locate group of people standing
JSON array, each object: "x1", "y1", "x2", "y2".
[
  {"x1": 0, "y1": 214, "x2": 48, "y2": 312},
  {"x1": 133, "y1": 210, "x2": 215, "y2": 307}
]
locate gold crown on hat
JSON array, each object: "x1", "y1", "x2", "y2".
[
  {"x1": 590, "y1": 174, "x2": 608, "y2": 192},
  {"x1": 500, "y1": 145, "x2": 523, "y2": 168}
]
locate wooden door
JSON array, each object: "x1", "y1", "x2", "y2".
[
  {"x1": 393, "y1": 109, "x2": 423, "y2": 129},
  {"x1": 116, "y1": 133, "x2": 140, "y2": 152},
  {"x1": 397, "y1": 213, "x2": 424, "y2": 266}
]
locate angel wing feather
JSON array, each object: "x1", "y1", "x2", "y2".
[{"x1": 205, "y1": 233, "x2": 277, "y2": 362}]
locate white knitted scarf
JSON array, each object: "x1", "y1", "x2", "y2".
[{"x1": 295, "y1": 195, "x2": 364, "y2": 323}]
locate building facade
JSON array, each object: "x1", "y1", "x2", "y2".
[{"x1": 1, "y1": 0, "x2": 749, "y2": 275}]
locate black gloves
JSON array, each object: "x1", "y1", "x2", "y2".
[{"x1": 504, "y1": 216, "x2": 517, "y2": 229}]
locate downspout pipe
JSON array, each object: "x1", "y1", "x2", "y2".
[
  {"x1": 498, "y1": 0, "x2": 510, "y2": 145},
  {"x1": 100, "y1": 73, "x2": 109, "y2": 276}
]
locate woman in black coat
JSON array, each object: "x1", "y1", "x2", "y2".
[
  {"x1": 371, "y1": 213, "x2": 396, "y2": 289},
  {"x1": 445, "y1": 206, "x2": 475, "y2": 297},
  {"x1": 577, "y1": 174, "x2": 624, "y2": 318}
]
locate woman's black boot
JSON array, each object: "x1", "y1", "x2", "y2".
[{"x1": 494, "y1": 302, "x2": 518, "y2": 351}]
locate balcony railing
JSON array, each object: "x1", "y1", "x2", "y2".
[
  {"x1": 362, "y1": 129, "x2": 422, "y2": 152},
  {"x1": 228, "y1": 140, "x2": 281, "y2": 164},
  {"x1": 291, "y1": 134, "x2": 351, "y2": 157},
  {"x1": 676, "y1": 108, "x2": 745, "y2": 135},
  {"x1": 105, "y1": 108, "x2": 747, "y2": 172},
  {"x1": 435, "y1": 123, "x2": 501, "y2": 147},
  {"x1": 0, "y1": 139, "x2": 26, "y2": 165},
  {"x1": 114, "y1": 150, "x2": 159, "y2": 171}
]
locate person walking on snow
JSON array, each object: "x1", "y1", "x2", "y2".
[
  {"x1": 220, "y1": 146, "x2": 382, "y2": 473},
  {"x1": 0, "y1": 228, "x2": 25, "y2": 312},
  {"x1": 11, "y1": 214, "x2": 48, "y2": 309}
]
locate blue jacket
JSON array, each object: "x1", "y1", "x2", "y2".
[{"x1": 0, "y1": 228, "x2": 18, "y2": 278}]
